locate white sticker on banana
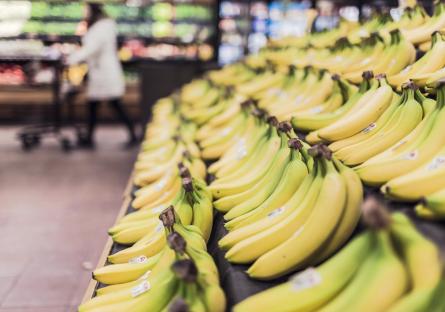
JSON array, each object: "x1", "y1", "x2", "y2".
[
  {"x1": 131, "y1": 280, "x2": 151, "y2": 297},
  {"x1": 152, "y1": 206, "x2": 166, "y2": 214},
  {"x1": 362, "y1": 122, "x2": 376, "y2": 134},
  {"x1": 401, "y1": 150, "x2": 418, "y2": 160},
  {"x1": 290, "y1": 268, "x2": 322, "y2": 291},
  {"x1": 267, "y1": 207, "x2": 285, "y2": 219},
  {"x1": 137, "y1": 271, "x2": 152, "y2": 281},
  {"x1": 155, "y1": 221, "x2": 164, "y2": 233},
  {"x1": 427, "y1": 155, "x2": 445, "y2": 171},
  {"x1": 309, "y1": 106, "x2": 323, "y2": 114},
  {"x1": 129, "y1": 255, "x2": 149, "y2": 264}
]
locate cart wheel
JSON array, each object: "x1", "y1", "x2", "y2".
[
  {"x1": 31, "y1": 135, "x2": 41, "y2": 146},
  {"x1": 61, "y1": 138, "x2": 72, "y2": 152},
  {"x1": 21, "y1": 136, "x2": 35, "y2": 151}
]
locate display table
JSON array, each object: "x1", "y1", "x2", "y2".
[{"x1": 82, "y1": 174, "x2": 445, "y2": 308}]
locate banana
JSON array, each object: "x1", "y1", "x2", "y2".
[
  {"x1": 416, "y1": 187, "x2": 445, "y2": 218},
  {"x1": 132, "y1": 176, "x2": 182, "y2": 210},
  {"x1": 133, "y1": 168, "x2": 178, "y2": 199},
  {"x1": 292, "y1": 74, "x2": 370, "y2": 132},
  {"x1": 388, "y1": 213, "x2": 442, "y2": 312},
  {"x1": 208, "y1": 115, "x2": 268, "y2": 176},
  {"x1": 311, "y1": 158, "x2": 363, "y2": 264},
  {"x1": 428, "y1": 274, "x2": 445, "y2": 312},
  {"x1": 80, "y1": 248, "x2": 177, "y2": 312},
  {"x1": 212, "y1": 117, "x2": 271, "y2": 179},
  {"x1": 190, "y1": 185, "x2": 213, "y2": 242},
  {"x1": 133, "y1": 143, "x2": 186, "y2": 186},
  {"x1": 223, "y1": 144, "x2": 309, "y2": 231},
  {"x1": 336, "y1": 83, "x2": 423, "y2": 166},
  {"x1": 382, "y1": 143, "x2": 445, "y2": 200},
  {"x1": 220, "y1": 134, "x2": 292, "y2": 220},
  {"x1": 274, "y1": 71, "x2": 336, "y2": 120},
  {"x1": 319, "y1": 230, "x2": 408, "y2": 312},
  {"x1": 112, "y1": 219, "x2": 163, "y2": 245},
  {"x1": 388, "y1": 32, "x2": 445, "y2": 88},
  {"x1": 93, "y1": 252, "x2": 162, "y2": 285},
  {"x1": 357, "y1": 83, "x2": 445, "y2": 185},
  {"x1": 220, "y1": 164, "x2": 317, "y2": 251},
  {"x1": 107, "y1": 226, "x2": 167, "y2": 264},
  {"x1": 329, "y1": 90, "x2": 401, "y2": 153},
  {"x1": 317, "y1": 76, "x2": 393, "y2": 142},
  {"x1": 247, "y1": 155, "x2": 346, "y2": 279},
  {"x1": 209, "y1": 126, "x2": 282, "y2": 198},
  {"x1": 402, "y1": 2, "x2": 445, "y2": 44},
  {"x1": 370, "y1": 29, "x2": 416, "y2": 77},
  {"x1": 83, "y1": 269, "x2": 178, "y2": 312},
  {"x1": 357, "y1": 99, "x2": 437, "y2": 168},
  {"x1": 223, "y1": 162, "x2": 323, "y2": 263},
  {"x1": 233, "y1": 232, "x2": 372, "y2": 312},
  {"x1": 237, "y1": 70, "x2": 286, "y2": 97}
]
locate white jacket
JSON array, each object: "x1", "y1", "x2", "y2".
[{"x1": 68, "y1": 19, "x2": 125, "y2": 100}]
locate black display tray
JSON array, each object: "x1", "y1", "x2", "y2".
[{"x1": 93, "y1": 183, "x2": 445, "y2": 309}]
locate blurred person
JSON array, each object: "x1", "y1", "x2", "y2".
[{"x1": 67, "y1": 2, "x2": 137, "y2": 148}]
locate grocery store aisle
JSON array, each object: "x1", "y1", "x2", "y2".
[{"x1": 0, "y1": 126, "x2": 137, "y2": 312}]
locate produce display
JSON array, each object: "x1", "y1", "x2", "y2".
[
  {"x1": 82, "y1": 1, "x2": 445, "y2": 311},
  {"x1": 234, "y1": 198, "x2": 444, "y2": 312},
  {"x1": 1, "y1": 0, "x2": 216, "y2": 61}
]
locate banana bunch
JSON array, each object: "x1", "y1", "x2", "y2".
[
  {"x1": 356, "y1": 81, "x2": 445, "y2": 186},
  {"x1": 396, "y1": 4, "x2": 430, "y2": 31},
  {"x1": 194, "y1": 95, "x2": 257, "y2": 160},
  {"x1": 80, "y1": 207, "x2": 225, "y2": 312},
  {"x1": 134, "y1": 100, "x2": 206, "y2": 187},
  {"x1": 259, "y1": 69, "x2": 357, "y2": 121},
  {"x1": 109, "y1": 169, "x2": 214, "y2": 261},
  {"x1": 388, "y1": 32, "x2": 445, "y2": 88},
  {"x1": 331, "y1": 81, "x2": 424, "y2": 166},
  {"x1": 307, "y1": 74, "x2": 395, "y2": 144},
  {"x1": 180, "y1": 79, "x2": 211, "y2": 104},
  {"x1": 342, "y1": 30, "x2": 416, "y2": 83},
  {"x1": 207, "y1": 62, "x2": 256, "y2": 87},
  {"x1": 217, "y1": 143, "x2": 362, "y2": 280},
  {"x1": 233, "y1": 198, "x2": 443, "y2": 312},
  {"x1": 236, "y1": 67, "x2": 287, "y2": 98},
  {"x1": 292, "y1": 71, "x2": 374, "y2": 132},
  {"x1": 204, "y1": 107, "x2": 275, "y2": 177},
  {"x1": 402, "y1": 1, "x2": 445, "y2": 45},
  {"x1": 415, "y1": 188, "x2": 445, "y2": 220}
]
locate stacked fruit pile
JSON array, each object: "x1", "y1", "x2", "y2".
[
  {"x1": 234, "y1": 198, "x2": 444, "y2": 312},
  {"x1": 81, "y1": 2, "x2": 445, "y2": 311},
  {"x1": 80, "y1": 98, "x2": 225, "y2": 312},
  {"x1": 197, "y1": 106, "x2": 363, "y2": 279}
]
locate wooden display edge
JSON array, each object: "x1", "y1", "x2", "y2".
[{"x1": 81, "y1": 173, "x2": 134, "y2": 304}]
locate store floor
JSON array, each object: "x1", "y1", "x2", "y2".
[{"x1": 0, "y1": 126, "x2": 137, "y2": 312}]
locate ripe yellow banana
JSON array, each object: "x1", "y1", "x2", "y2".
[
  {"x1": 219, "y1": 165, "x2": 318, "y2": 249},
  {"x1": 247, "y1": 157, "x2": 346, "y2": 279},
  {"x1": 209, "y1": 127, "x2": 282, "y2": 198},
  {"x1": 388, "y1": 213, "x2": 442, "y2": 312},
  {"x1": 337, "y1": 84, "x2": 423, "y2": 166},
  {"x1": 233, "y1": 232, "x2": 372, "y2": 312},
  {"x1": 222, "y1": 139, "x2": 291, "y2": 220},
  {"x1": 318, "y1": 76, "x2": 393, "y2": 142},
  {"x1": 301, "y1": 72, "x2": 374, "y2": 135},
  {"x1": 329, "y1": 91, "x2": 401, "y2": 153},
  {"x1": 311, "y1": 158, "x2": 363, "y2": 264},
  {"x1": 224, "y1": 163, "x2": 323, "y2": 263},
  {"x1": 319, "y1": 230, "x2": 408, "y2": 312},
  {"x1": 223, "y1": 147, "x2": 309, "y2": 231},
  {"x1": 357, "y1": 83, "x2": 445, "y2": 185}
]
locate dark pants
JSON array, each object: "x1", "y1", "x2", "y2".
[{"x1": 87, "y1": 98, "x2": 136, "y2": 142}]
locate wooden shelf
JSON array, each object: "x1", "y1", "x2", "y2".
[{"x1": 81, "y1": 173, "x2": 134, "y2": 303}]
